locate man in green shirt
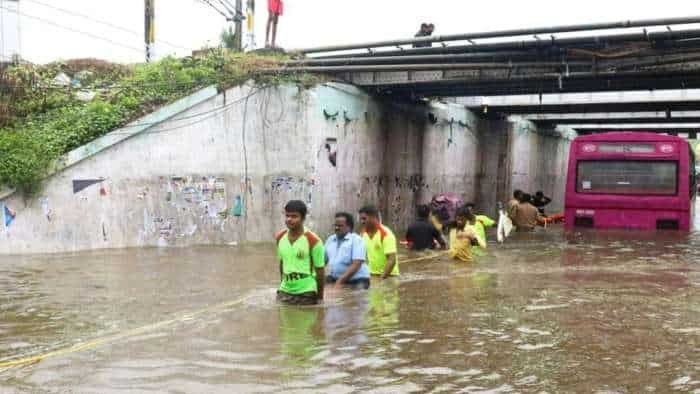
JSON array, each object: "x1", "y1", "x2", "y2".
[
  {"x1": 466, "y1": 203, "x2": 495, "y2": 256},
  {"x1": 359, "y1": 205, "x2": 399, "y2": 279},
  {"x1": 275, "y1": 200, "x2": 325, "y2": 305}
]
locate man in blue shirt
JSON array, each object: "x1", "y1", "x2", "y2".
[{"x1": 325, "y1": 212, "x2": 370, "y2": 290}]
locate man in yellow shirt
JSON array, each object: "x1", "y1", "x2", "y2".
[
  {"x1": 448, "y1": 206, "x2": 485, "y2": 263},
  {"x1": 359, "y1": 205, "x2": 399, "y2": 279}
]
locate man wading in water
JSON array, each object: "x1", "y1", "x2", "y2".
[
  {"x1": 275, "y1": 200, "x2": 325, "y2": 305},
  {"x1": 359, "y1": 205, "x2": 400, "y2": 280}
]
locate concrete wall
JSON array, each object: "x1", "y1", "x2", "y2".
[
  {"x1": 508, "y1": 121, "x2": 575, "y2": 213},
  {"x1": 475, "y1": 119, "x2": 512, "y2": 217},
  {"x1": 0, "y1": 83, "x2": 573, "y2": 254}
]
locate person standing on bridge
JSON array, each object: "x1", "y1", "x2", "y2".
[
  {"x1": 275, "y1": 200, "x2": 325, "y2": 305},
  {"x1": 413, "y1": 23, "x2": 435, "y2": 48},
  {"x1": 266, "y1": 0, "x2": 284, "y2": 48},
  {"x1": 360, "y1": 205, "x2": 400, "y2": 280}
]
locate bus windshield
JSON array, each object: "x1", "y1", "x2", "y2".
[{"x1": 576, "y1": 160, "x2": 678, "y2": 196}]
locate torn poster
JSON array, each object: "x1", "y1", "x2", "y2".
[
  {"x1": 232, "y1": 195, "x2": 243, "y2": 217},
  {"x1": 73, "y1": 179, "x2": 104, "y2": 194}
]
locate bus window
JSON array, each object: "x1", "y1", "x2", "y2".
[{"x1": 577, "y1": 161, "x2": 678, "y2": 195}]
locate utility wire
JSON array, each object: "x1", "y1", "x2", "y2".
[
  {"x1": 216, "y1": 0, "x2": 235, "y2": 15},
  {"x1": 0, "y1": 6, "x2": 145, "y2": 54},
  {"x1": 92, "y1": 86, "x2": 266, "y2": 136},
  {"x1": 199, "y1": 0, "x2": 229, "y2": 19},
  {"x1": 23, "y1": 0, "x2": 193, "y2": 52}
]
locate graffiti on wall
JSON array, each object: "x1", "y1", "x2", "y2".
[{"x1": 394, "y1": 175, "x2": 428, "y2": 193}]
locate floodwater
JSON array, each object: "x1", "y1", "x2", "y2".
[{"x1": 1, "y1": 222, "x2": 700, "y2": 393}]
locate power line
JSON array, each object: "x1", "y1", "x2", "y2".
[
  {"x1": 109, "y1": 86, "x2": 265, "y2": 135},
  {"x1": 0, "y1": 5, "x2": 145, "y2": 54},
  {"x1": 199, "y1": 0, "x2": 230, "y2": 20},
  {"x1": 216, "y1": 0, "x2": 235, "y2": 15},
  {"x1": 23, "y1": 0, "x2": 192, "y2": 52}
]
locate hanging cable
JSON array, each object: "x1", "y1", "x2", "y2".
[
  {"x1": 198, "y1": 0, "x2": 230, "y2": 19},
  {"x1": 0, "y1": 6, "x2": 145, "y2": 54},
  {"x1": 23, "y1": 0, "x2": 192, "y2": 51}
]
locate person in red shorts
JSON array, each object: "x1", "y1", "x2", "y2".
[{"x1": 266, "y1": 0, "x2": 283, "y2": 48}]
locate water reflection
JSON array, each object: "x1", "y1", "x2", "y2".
[
  {"x1": 278, "y1": 305, "x2": 325, "y2": 369},
  {"x1": 364, "y1": 283, "x2": 400, "y2": 338},
  {"x1": 324, "y1": 295, "x2": 369, "y2": 348}
]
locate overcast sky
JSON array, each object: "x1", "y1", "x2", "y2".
[{"x1": 2, "y1": 0, "x2": 700, "y2": 64}]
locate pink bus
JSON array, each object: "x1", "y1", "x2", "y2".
[{"x1": 565, "y1": 132, "x2": 697, "y2": 231}]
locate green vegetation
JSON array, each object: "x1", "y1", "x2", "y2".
[
  {"x1": 220, "y1": 27, "x2": 238, "y2": 50},
  {"x1": 0, "y1": 51, "x2": 318, "y2": 195}
]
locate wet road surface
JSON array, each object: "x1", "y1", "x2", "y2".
[{"x1": 1, "y1": 225, "x2": 700, "y2": 393}]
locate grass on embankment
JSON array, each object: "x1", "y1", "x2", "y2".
[{"x1": 0, "y1": 51, "x2": 319, "y2": 196}]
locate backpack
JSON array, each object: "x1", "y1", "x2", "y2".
[{"x1": 430, "y1": 193, "x2": 464, "y2": 229}]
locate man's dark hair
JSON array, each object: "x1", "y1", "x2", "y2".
[
  {"x1": 514, "y1": 189, "x2": 523, "y2": 199},
  {"x1": 465, "y1": 202, "x2": 476, "y2": 209},
  {"x1": 284, "y1": 200, "x2": 307, "y2": 218},
  {"x1": 535, "y1": 191, "x2": 544, "y2": 198},
  {"x1": 519, "y1": 193, "x2": 532, "y2": 203},
  {"x1": 335, "y1": 212, "x2": 354, "y2": 230},
  {"x1": 456, "y1": 205, "x2": 470, "y2": 218},
  {"x1": 359, "y1": 205, "x2": 379, "y2": 218},
  {"x1": 456, "y1": 206, "x2": 476, "y2": 222},
  {"x1": 416, "y1": 204, "x2": 430, "y2": 219},
  {"x1": 420, "y1": 23, "x2": 428, "y2": 29}
]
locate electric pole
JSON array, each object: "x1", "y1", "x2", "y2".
[
  {"x1": 144, "y1": 0, "x2": 155, "y2": 62},
  {"x1": 245, "y1": 0, "x2": 255, "y2": 50},
  {"x1": 234, "y1": 0, "x2": 243, "y2": 52},
  {"x1": 199, "y1": 0, "x2": 247, "y2": 52}
]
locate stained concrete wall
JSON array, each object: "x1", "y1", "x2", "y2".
[
  {"x1": 508, "y1": 121, "x2": 575, "y2": 213},
  {"x1": 0, "y1": 83, "x2": 573, "y2": 255},
  {"x1": 475, "y1": 119, "x2": 512, "y2": 217}
]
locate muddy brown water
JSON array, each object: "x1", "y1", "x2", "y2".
[{"x1": 1, "y1": 220, "x2": 700, "y2": 393}]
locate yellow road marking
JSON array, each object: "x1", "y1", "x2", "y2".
[
  {"x1": 0, "y1": 295, "x2": 252, "y2": 369},
  {"x1": 0, "y1": 252, "x2": 447, "y2": 370}
]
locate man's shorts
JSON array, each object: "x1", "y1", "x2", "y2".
[
  {"x1": 268, "y1": 0, "x2": 283, "y2": 16},
  {"x1": 277, "y1": 290, "x2": 318, "y2": 305}
]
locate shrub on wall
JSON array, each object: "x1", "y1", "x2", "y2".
[{"x1": 0, "y1": 51, "x2": 318, "y2": 195}]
